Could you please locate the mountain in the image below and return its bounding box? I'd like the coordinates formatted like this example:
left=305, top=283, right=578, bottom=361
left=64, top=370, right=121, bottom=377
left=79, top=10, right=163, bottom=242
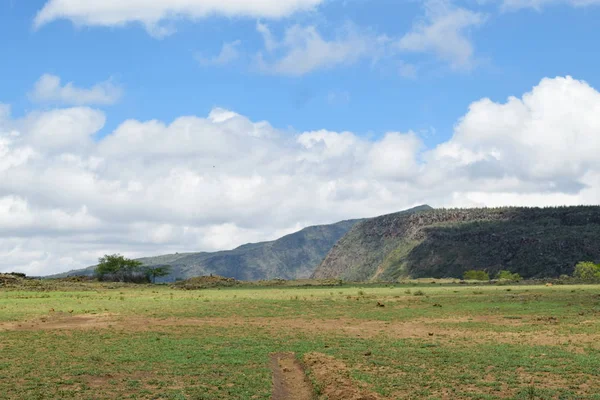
left=51, top=219, right=361, bottom=282
left=312, top=206, right=600, bottom=281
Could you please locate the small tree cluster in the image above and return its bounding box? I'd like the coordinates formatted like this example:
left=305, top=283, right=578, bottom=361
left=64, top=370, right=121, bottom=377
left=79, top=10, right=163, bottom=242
left=496, top=270, right=522, bottom=282
left=145, top=266, right=172, bottom=283
left=573, top=262, right=600, bottom=282
left=95, top=254, right=171, bottom=283
left=463, top=270, right=490, bottom=281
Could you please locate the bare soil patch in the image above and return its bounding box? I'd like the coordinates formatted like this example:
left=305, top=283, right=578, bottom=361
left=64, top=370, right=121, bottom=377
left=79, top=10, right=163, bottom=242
left=303, top=352, right=384, bottom=400
left=2, top=314, right=598, bottom=351
left=271, top=352, right=314, bottom=400
left=0, top=313, right=116, bottom=331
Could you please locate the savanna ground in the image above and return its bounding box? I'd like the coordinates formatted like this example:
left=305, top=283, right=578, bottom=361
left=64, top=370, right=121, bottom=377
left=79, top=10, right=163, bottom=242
left=1, top=281, right=599, bottom=399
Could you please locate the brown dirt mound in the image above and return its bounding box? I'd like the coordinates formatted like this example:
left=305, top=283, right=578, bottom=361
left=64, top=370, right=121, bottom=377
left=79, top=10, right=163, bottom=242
left=171, top=275, right=240, bottom=290
left=271, top=353, right=314, bottom=400
left=54, top=276, right=96, bottom=283
left=304, top=352, right=384, bottom=400
left=0, top=274, right=22, bottom=285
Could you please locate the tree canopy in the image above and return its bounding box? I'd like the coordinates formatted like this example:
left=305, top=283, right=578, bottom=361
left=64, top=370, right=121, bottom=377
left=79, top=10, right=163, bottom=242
left=573, top=262, right=600, bottom=282
left=95, top=254, right=144, bottom=283
left=145, top=265, right=172, bottom=283
left=95, top=254, right=173, bottom=283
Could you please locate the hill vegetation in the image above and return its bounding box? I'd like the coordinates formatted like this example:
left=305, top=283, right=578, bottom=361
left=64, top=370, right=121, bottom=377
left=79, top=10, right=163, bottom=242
left=312, top=206, right=600, bottom=281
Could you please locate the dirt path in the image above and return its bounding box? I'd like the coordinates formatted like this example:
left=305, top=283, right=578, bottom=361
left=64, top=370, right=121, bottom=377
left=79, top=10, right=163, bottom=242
left=271, top=353, right=314, bottom=400
left=303, top=352, right=384, bottom=400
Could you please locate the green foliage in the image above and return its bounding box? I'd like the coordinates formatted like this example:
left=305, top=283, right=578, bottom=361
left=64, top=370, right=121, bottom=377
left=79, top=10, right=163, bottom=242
left=463, top=270, right=490, bottom=281
left=95, top=254, right=145, bottom=283
left=573, top=262, right=600, bottom=282
left=144, top=265, right=172, bottom=283
left=496, top=270, right=522, bottom=282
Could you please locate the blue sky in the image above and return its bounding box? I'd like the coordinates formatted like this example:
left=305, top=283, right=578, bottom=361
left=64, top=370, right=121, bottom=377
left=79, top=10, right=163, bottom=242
left=3, top=0, right=599, bottom=144
left=1, top=0, right=600, bottom=275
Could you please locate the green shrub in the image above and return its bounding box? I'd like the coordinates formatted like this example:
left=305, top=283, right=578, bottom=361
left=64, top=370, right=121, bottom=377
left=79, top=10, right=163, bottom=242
left=496, top=270, right=521, bottom=282
left=573, top=262, right=600, bottom=282
left=95, top=254, right=147, bottom=283
left=413, top=290, right=425, bottom=296
left=463, top=270, right=490, bottom=281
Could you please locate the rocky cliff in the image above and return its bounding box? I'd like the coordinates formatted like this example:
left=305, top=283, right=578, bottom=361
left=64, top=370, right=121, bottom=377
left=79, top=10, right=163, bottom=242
left=312, top=206, right=600, bottom=281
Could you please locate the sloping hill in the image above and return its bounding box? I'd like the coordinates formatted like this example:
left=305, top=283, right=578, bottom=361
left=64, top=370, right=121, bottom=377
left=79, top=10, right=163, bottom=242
left=51, top=219, right=360, bottom=282
left=312, top=206, right=600, bottom=281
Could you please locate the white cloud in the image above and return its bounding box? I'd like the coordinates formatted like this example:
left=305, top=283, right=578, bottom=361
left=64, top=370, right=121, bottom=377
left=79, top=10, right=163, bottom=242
left=502, top=0, right=600, bottom=10
left=30, top=74, right=123, bottom=106
left=368, top=133, right=422, bottom=180
left=255, top=23, right=388, bottom=76
left=196, top=40, right=242, bottom=66
left=23, top=107, right=106, bottom=152
left=257, top=22, right=279, bottom=53
left=1, top=76, right=600, bottom=275
left=429, top=76, right=600, bottom=185
left=35, top=0, right=325, bottom=36
left=397, top=0, right=486, bottom=70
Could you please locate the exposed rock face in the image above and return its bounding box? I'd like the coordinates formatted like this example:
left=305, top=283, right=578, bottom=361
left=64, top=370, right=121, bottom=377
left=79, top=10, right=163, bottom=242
left=312, top=206, right=600, bottom=281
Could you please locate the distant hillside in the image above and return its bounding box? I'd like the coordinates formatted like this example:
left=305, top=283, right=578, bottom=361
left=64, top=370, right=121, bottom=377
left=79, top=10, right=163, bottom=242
left=51, top=219, right=361, bottom=282
left=312, top=206, right=600, bottom=281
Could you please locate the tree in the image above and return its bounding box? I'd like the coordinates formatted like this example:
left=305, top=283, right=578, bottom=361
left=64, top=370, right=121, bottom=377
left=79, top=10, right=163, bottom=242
left=573, top=262, right=600, bottom=282
left=463, top=270, right=490, bottom=281
left=145, top=265, right=172, bottom=284
left=496, top=270, right=522, bottom=282
left=95, top=254, right=144, bottom=283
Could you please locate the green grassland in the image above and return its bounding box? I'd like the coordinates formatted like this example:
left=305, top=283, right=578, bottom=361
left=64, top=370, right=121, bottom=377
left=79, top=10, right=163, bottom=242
left=1, top=282, right=600, bottom=399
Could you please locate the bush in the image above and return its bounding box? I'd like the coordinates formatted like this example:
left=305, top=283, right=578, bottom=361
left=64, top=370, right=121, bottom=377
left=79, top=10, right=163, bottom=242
left=573, top=262, right=600, bottom=282
left=95, top=254, right=148, bottom=283
left=463, top=270, right=490, bottom=281
left=496, top=270, right=522, bottom=282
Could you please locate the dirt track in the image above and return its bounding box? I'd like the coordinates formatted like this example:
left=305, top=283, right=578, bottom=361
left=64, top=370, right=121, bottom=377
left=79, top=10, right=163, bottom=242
left=303, top=352, right=383, bottom=400
left=271, top=353, right=313, bottom=400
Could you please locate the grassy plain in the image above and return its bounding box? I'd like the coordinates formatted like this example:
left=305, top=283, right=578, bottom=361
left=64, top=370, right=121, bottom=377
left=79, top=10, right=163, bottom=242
left=1, top=281, right=599, bottom=399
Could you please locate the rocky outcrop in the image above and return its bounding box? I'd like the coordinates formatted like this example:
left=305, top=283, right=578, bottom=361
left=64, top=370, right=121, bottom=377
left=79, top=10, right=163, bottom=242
left=312, top=206, right=600, bottom=281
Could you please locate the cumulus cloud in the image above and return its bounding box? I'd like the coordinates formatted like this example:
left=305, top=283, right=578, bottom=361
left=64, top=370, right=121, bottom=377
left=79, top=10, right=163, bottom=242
left=397, top=0, right=486, bottom=70
left=30, top=74, right=123, bottom=106
left=1, top=76, right=600, bottom=275
left=430, top=76, right=600, bottom=186
left=34, top=0, right=324, bottom=36
left=255, top=23, right=388, bottom=76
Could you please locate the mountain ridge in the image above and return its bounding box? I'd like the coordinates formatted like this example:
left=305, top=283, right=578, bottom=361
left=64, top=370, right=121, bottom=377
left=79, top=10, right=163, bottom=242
left=312, top=206, right=600, bottom=281
left=49, top=218, right=363, bottom=281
